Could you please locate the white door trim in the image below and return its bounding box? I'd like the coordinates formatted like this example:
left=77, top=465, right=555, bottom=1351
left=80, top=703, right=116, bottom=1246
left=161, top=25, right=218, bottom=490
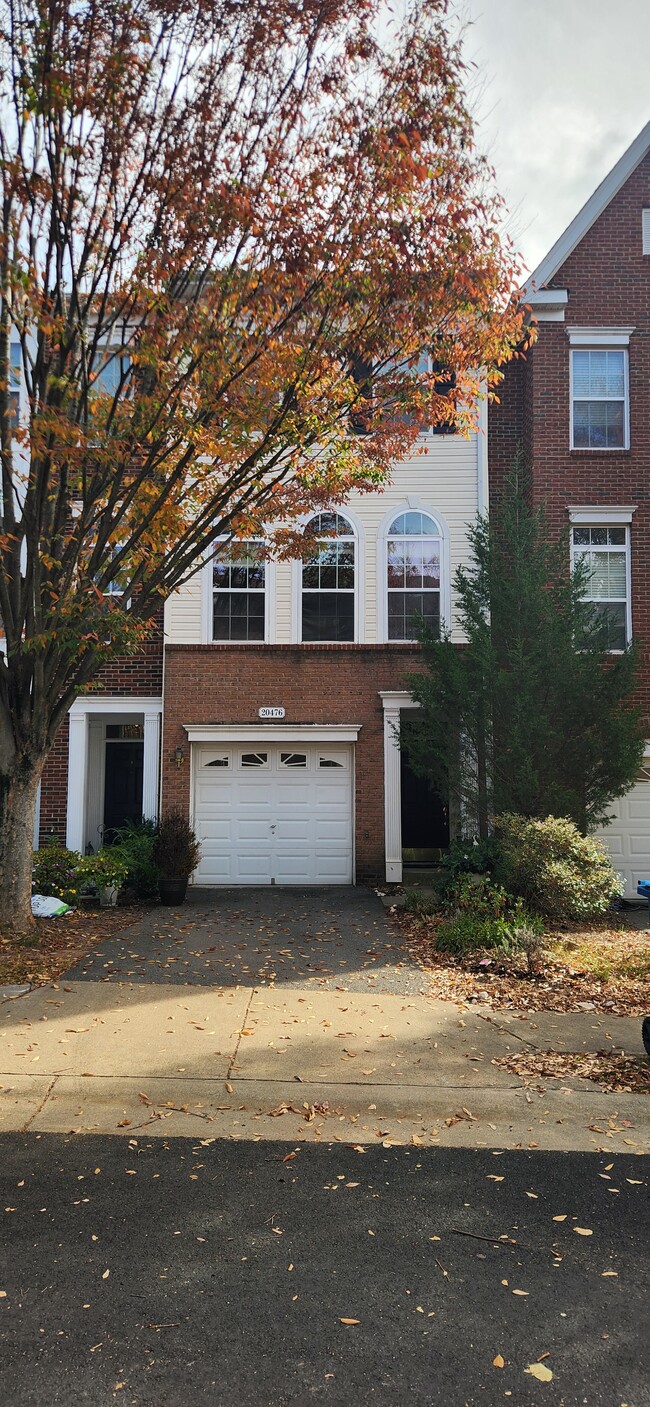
left=380, top=690, right=420, bottom=884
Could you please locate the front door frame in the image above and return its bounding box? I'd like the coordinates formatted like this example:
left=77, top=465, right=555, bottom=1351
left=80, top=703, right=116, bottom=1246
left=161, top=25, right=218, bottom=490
left=66, top=695, right=162, bottom=852
left=379, top=690, right=420, bottom=884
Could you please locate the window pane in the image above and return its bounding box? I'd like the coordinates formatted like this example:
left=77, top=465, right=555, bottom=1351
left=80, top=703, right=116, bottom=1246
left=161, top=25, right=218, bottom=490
left=302, top=591, right=354, bottom=641
left=213, top=591, right=264, bottom=641
left=387, top=543, right=406, bottom=588
left=572, top=351, right=591, bottom=397
left=388, top=590, right=439, bottom=640
left=302, top=561, right=320, bottom=589
left=573, top=349, right=625, bottom=397
left=573, top=400, right=624, bottom=449
left=591, top=602, right=627, bottom=652
left=608, top=527, right=626, bottom=544
left=586, top=550, right=627, bottom=598
left=605, top=401, right=624, bottom=447
left=572, top=527, right=589, bottom=546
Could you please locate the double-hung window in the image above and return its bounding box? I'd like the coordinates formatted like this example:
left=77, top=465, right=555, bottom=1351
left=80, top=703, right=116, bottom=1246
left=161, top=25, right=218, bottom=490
left=301, top=512, right=355, bottom=642
left=213, top=541, right=266, bottom=642
left=571, top=348, right=628, bottom=449
left=571, top=525, right=630, bottom=651
left=386, top=511, right=441, bottom=640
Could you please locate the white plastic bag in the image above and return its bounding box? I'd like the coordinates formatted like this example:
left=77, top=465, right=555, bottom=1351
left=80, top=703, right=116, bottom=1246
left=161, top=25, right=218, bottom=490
left=31, top=894, right=71, bottom=918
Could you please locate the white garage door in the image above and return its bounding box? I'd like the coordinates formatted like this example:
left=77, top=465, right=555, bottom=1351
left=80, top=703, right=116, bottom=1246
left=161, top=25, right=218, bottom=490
left=595, top=761, right=650, bottom=897
left=193, top=743, right=353, bottom=885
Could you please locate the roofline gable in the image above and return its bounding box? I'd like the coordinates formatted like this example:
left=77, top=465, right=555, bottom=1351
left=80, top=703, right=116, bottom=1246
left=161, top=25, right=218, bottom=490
left=522, top=119, right=650, bottom=299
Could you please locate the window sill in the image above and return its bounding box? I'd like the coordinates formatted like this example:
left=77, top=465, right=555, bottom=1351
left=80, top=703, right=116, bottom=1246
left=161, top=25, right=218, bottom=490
left=569, top=446, right=630, bottom=454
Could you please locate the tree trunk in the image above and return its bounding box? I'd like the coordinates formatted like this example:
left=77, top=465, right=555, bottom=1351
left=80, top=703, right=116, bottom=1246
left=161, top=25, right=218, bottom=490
left=0, top=758, right=41, bottom=935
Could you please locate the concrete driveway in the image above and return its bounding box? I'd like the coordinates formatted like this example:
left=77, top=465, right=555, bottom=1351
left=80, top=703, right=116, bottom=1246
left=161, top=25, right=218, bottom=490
left=62, top=886, right=421, bottom=994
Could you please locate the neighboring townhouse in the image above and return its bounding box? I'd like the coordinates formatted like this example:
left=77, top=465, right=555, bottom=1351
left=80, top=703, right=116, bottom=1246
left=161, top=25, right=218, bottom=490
left=490, top=119, right=650, bottom=896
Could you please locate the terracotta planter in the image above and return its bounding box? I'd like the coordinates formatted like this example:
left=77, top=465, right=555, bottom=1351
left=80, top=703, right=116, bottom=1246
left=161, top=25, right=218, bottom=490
left=158, top=877, right=188, bottom=906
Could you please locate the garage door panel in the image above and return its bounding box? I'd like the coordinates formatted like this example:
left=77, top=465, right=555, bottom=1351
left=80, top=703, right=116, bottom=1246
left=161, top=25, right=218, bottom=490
left=596, top=771, right=650, bottom=896
left=193, top=743, right=353, bottom=884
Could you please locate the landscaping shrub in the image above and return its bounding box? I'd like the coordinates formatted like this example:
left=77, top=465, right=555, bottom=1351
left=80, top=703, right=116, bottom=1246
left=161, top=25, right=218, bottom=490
left=494, top=813, right=622, bottom=920
left=112, top=819, right=158, bottom=898
left=32, top=846, right=82, bottom=905
left=153, top=810, right=201, bottom=879
left=441, top=836, right=498, bottom=881
left=435, top=912, right=521, bottom=955
left=434, top=872, right=542, bottom=955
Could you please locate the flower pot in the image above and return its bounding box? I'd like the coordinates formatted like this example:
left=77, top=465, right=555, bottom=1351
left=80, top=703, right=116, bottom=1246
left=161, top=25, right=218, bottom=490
left=159, top=877, right=188, bottom=906
left=99, top=884, right=119, bottom=908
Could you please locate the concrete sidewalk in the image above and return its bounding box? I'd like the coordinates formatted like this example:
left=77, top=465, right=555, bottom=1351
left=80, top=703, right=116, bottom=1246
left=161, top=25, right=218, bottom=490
left=1, top=981, right=647, bottom=1153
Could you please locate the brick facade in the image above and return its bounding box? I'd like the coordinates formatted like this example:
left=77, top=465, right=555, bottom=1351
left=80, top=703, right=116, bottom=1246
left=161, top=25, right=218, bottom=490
left=490, top=148, right=650, bottom=725
left=39, top=617, right=164, bottom=844
left=162, top=644, right=425, bottom=881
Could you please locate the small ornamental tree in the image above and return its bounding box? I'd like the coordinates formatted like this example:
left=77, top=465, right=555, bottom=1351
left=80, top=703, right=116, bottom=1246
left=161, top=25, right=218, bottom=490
left=403, top=465, right=645, bottom=837
left=0, top=0, right=526, bottom=931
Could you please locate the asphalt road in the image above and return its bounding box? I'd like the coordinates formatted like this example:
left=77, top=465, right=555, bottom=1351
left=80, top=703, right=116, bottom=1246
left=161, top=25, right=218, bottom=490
left=62, top=888, right=427, bottom=995
left=1, top=1137, right=647, bottom=1406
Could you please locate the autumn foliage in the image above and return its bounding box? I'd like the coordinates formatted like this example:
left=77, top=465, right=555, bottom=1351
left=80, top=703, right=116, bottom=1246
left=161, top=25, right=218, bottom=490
left=0, top=0, right=525, bottom=928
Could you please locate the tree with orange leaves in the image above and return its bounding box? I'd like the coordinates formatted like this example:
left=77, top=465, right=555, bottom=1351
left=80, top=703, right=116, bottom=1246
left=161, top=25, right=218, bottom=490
left=0, top=0, right=524, bottom=930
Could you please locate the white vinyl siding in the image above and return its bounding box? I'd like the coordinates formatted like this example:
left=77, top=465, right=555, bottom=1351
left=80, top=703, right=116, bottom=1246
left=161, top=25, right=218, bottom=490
left=164, top=431, right=480, bottom=645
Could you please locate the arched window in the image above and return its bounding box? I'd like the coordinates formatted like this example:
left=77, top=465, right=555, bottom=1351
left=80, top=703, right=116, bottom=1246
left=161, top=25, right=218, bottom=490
left=301, top=511, right=356, bottom=642
left=386, top=511, right=441, bottom=640
left=212, top=540, right=266, bottom=641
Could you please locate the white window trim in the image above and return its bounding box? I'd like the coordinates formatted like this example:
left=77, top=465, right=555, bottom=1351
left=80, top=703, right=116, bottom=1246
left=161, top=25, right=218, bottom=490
left=569, top=344, right=630, bottom=451
left=568, top=506, right=636, bottom=525
left=570, top=522, right=632, bottom=652
left=291, top=507, right=364, bottom=644
left=201, top=539, right=275, bottom=645
left=376, top=500, right=451, bottom=644
left=567, top=327, right=634, bottom=346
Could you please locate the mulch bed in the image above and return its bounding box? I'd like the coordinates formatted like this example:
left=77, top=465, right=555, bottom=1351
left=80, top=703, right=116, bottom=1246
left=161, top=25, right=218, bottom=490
left=0, top=905, right=151, bottom=988
left=398, top=912, right=650, bottom=1016
left=493, top=1050, right=650, bottom=1095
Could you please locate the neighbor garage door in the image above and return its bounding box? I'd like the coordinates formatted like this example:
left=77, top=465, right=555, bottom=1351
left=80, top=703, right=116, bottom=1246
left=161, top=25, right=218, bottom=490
left=595, top=760, right=650, bottom=897
left=192, top=742, right=353, bottom=884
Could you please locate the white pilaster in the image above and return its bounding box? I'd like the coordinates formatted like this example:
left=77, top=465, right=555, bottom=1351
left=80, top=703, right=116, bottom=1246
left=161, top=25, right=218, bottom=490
left=142, top=709, right=162, bottom=822
left=380, top=690, right=421, bottom=885
left=66, top=711, right=89, bottom=851
left=383, top=704, right=402, bottom=883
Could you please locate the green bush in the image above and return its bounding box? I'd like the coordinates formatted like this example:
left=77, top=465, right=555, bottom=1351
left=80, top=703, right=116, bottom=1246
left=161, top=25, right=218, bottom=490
left=435, top=872, right=542, bottom=954
left=32, top=846, right=83, bottom=904
left=441, top=836, right=498, bottom=881
left=435, top=911, right=521, bottom=955
left=112, top=819, right=158, bottom=898
left=495, top=813, right=622, bottom=920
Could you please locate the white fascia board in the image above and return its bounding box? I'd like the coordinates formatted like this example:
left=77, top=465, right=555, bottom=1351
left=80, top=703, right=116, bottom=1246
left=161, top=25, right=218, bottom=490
left=525, top=289, right=569, bottom=322
left=523, top=120, right=650, bottom=296
left=183, top=723, right=362, bottom=743
left=568, top=506, right=637, bottom=524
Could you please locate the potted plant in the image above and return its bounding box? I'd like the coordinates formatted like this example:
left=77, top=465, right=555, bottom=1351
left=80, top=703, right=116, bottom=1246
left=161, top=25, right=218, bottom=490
left=153, top=810, right=201, bottom=905
left=79, top=850, right=129, bottom=907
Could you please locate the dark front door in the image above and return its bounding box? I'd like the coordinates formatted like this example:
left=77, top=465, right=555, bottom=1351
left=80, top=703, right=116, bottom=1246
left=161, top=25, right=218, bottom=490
left=103, top=741, right=144, bottom=843
left=400, top=751, right=449, bottom=863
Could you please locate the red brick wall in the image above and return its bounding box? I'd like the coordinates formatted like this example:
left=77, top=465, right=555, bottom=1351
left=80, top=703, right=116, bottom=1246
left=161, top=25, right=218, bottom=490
left=38, top=615, right=164, bottom=844
left=162, top=644, right=426, bottom=880
left=490, top=149, right=650, bottom=724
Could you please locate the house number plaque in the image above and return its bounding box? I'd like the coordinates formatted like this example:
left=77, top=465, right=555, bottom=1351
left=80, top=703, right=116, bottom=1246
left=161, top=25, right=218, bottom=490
left=258, top=706, right=285, bottom=719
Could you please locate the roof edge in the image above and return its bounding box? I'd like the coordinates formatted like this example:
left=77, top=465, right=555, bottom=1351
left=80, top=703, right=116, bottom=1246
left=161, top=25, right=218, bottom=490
left=522, top=119, right=650, bottom=298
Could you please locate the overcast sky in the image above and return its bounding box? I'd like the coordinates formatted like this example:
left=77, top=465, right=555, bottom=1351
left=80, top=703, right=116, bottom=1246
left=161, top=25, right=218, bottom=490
left=459, top=0, right=650, bottom=274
